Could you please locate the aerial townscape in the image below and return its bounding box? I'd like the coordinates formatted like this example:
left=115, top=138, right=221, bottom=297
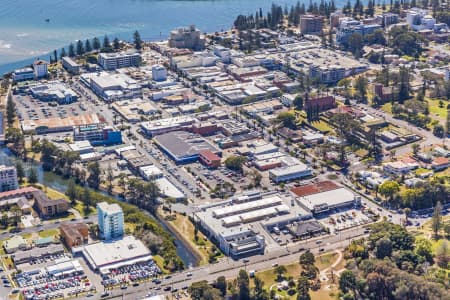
left=0, top=1, right=450, bottom=300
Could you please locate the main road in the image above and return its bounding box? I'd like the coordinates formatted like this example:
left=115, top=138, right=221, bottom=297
left=77, top=226, right=368, bottom=300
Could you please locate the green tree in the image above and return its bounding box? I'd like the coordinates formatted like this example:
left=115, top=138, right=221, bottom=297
left=15, top=161, right=25, bottom=183
left=66, top=179, right=78, bottom=206
left=92, top=37, right=101, bottom=51
left=412, top=143, right=420, bottom=156
left=113, top=38, right=120, bottom=50
left=274, top=265, right=287, bottom=281
left=378, top=180, right=400, bottom=206
left=433, top=124, right=445, bottom=137
left=87, top=161, right=101, bottom=189
left=76, top=40, right=84, bottom=56
left=27, top=167, right=38, bottom=184
left=431, top=201, right=442, bottom=238
left=85, top=39, right=92, bottom=52
left=6, top=92, right=16, bottom=126
left=106, top=163, right=114, bottom=194
left=296, top=276, right=311, bottom=300
left=82, top=187, right=92, bottom=215
left=59, top=47, right=67, bottom=59
left=68, top=43, right=75, bottom=57
left=103, top=35, right=111, bottom=49
left=347, top=33, right=363, bottom=58
left=414, top=237, right=433, bottom=264
left=435, top=240, right=450, bottom=268
left=293, top=94, right=304, bottom=110
left=299, top=251, right=315, bottom=266
left=133, top=30, right=143, bottom=50
left=277, top=111, right=297, bottom=129
left=339, top=270, right=356, bottom=293
left=237, top=269, right=250, bottom=300
left=215, top=276, right=227, bottom=296
left=375, top=237, right=393, bottom=258
left=224, top=155, right=247, bottom=173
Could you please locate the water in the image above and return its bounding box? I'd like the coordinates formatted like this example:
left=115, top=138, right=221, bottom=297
left=0, top=148, right=198, bottom=266
left=0, top=0, right=350, bottom=74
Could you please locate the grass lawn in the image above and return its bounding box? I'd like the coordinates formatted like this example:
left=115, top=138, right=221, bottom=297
left=1, top=255, right=15, bottom=270
left=415, top=168, right=432, bottom=176
left=38, top=228, right=59, bottom=239
left=381, top=102, right=392, bottom=114
left=426, top=98, right=448, bottom=121
left=165, top=212, right=221, bottom=266
left=73, top=200, right=97, bottom=217
left=315, top=252, right=339, bottom=271
left=309, top=120, right=333, bottom=133
left=152, top=255, right=170, bottom=274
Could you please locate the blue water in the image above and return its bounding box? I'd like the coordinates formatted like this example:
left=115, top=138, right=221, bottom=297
left=0, top=0, right=348, bottom=75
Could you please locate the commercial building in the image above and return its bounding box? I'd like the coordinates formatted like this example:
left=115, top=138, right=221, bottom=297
left=287, top=221, right=324, bottom=239
left=199, top=150, right=221, bottom=168
left=305, top=95, right=336, bottom=112
left=195, top=191, right=312, bottom=258
left=33, top=60, right=48, bottom=78
left=140, top=116, right=196, bottom=137
left=0, top=165, right=18, bottom=192
left=62, top=57, right=81, bottom=74
left=406, top=8, right=436, bottom=31
left=22, top=113, right=103, bottom=134
left=336, top=20, right=382, bottom=45
left=98, top=51, right=141, bottom=70
left=73, top=124, right=122, bottom=146
left=153, top=131, right=221, bottom=164
left=85, top=72, right=141, bottom=101
left=97, top=202, right=124, bottom=241
left=139, top=165, right=164, bottom=181
left=383, top=161, right=418, bottom=175
left=60, top=222, right=89, bottom=249
left=152, top=65, right=168, bottom=81
left=73, top=236, right=153, bottom=273
left=45, top=258, right=84, bottom=277
left=269, top=163, right=313, bottom=183
left=112, top=98, right=158, bottom=123
left=33, top=190, right=70, bottom=218
left=29, top=81, right=78, bottom=104
left=69, top=140, right=94, bottom=154
left=12, top=67, right=34, bottom=82
left=13, top=244, right=65, bottom=265
left=168, top=25, right=205, bottom=50
left=291, top=181, right=360, bottom=214
left=3, top=235, right=29, bottom=254
left=300, top=15, right=324, bottom=35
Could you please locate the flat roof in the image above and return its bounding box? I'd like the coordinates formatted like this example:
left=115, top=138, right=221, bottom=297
left=291, top=181, right=339, bottom=197
left=79, top=236, right=152, bottom=269
left=297, top=187, right=355, bottom=211
left=154, top=131, right=220, bottom=162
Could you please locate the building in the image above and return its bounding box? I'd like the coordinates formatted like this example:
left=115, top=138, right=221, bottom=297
left=12, top=67, right=34, bottom=82
left=73, top=124, right=122, bottom=146
left=140, top=116, right=196, bottom=137
left=62, top=57, right=81, bottom=74
left=152, top=65, right=167, bottom=81
left=33, top=60, right=48, bottom=78
left=153, top=131, right=221, bottom=164
left=0, top=165, right=18, bottom=192
left=300, top=15, right=324, bottom=35
left=22, top=113, right=104, bottom=134
left=60, top=222, right=89, bottom=249
left=336, top=20, right=382, bottom=45
left=13, top=244, right=64, bottom=265
left=432, top=157, right=450, bottom=171
left=199, top=150, right=221, bottom=168
left=84, top=72, right=141, bottom=101
left=291, top=181, right=359, bottom=214
left=383, top=161, right=418, bottom=175
left=168, top=25, right=205, bottom=50
left=97, top=202, right=124, bottom=241
left=69, top=140, right=94, bottom=154
left=304, top=95, right=336, bottom=112
left=139, top=165, right=164, bottom=181
left=73, top=235, right=153, bottom=273
left=373, top=83, right=397, bottom=102
left=287, top=221, right=324, bottom=239
left=406, top=8, right=436, bottom=31
left=3, top=235, right=29, bottom=254
left=33, top=191, right=70, bottom=218
left=98, top=51, right=141, bottom=70
left=381, top=12, right=399, bottom=27
left=269, top=163, right=313, bottom=183
left=29, top=81, right=78, bottom=104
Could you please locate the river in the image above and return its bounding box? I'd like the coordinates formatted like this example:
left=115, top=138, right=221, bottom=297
left=0, top=0, right=356, bottom=74
left=0, top=148, right=198, bottom=267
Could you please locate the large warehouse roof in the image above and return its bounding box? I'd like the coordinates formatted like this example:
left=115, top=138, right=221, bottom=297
left=298, top=187, right=355, bottom=211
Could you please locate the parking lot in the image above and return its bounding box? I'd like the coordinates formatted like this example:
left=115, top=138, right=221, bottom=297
left=320, top=208, right=371, bottom=233
left=101, top=261, right=161, bottom=289
left=14, top=94, right=86, bottom=124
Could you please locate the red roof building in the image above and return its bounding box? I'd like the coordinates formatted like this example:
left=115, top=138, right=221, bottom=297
left=290, top=181, right=339, bottom=197
left=199, top=150, right=221, bottom=168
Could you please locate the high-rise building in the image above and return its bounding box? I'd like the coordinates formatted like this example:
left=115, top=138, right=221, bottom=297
left=97, top=202, right=124, bottom=241
left=0, top=165, right=18, bottom=192
left=98, top=51, right=141, bottom=70
left=168, top=25, right=205, bottom=50
left=152, top=65, right=168, bottom=81
left=299, top=15, right=324, bottom=35
left=33, top=60, right=48, bottom=79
